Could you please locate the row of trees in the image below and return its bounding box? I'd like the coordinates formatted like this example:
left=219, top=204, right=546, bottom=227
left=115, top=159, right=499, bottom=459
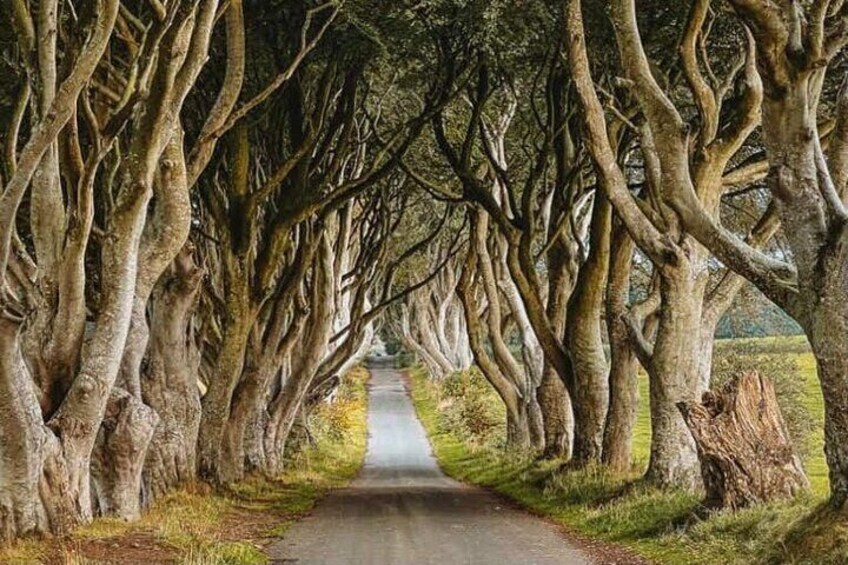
left=0, top=0, right=466, bottom=541
left=397, top=0, right=848, bottom=511
left=2, top=0, right=848, bottom=545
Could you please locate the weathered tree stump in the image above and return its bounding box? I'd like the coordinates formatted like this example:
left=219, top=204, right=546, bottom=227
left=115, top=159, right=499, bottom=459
left=677, top=371, right=809, bottom=510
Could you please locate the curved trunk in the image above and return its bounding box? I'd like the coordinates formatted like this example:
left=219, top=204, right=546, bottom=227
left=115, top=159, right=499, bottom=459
left=412, top=294, right=456, bottom=376
left=457, top=231, right=529, bottom=452
left=539, top=232, right=576, bottom=459
left=567, top=195, right=611, bottom=466
left=197, top=269, right=256, bottom=482
left=94, top=126, right=193, bottom=517
left=262, top=238, right=335, bottom=476
left=602, top=222, right=639, bottom=472
left=0, top=319, right=76, bottom=541
left=141, top=251, right=203, bottom=502
left=401, top=306, right=446, bottom=379
left=219, top=355, right=276, bottom=483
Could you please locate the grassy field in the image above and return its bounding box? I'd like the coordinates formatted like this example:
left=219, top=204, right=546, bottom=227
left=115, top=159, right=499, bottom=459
left=0, top=367, right=370, bottom=565
left=409, top=337, right=848, bottom=564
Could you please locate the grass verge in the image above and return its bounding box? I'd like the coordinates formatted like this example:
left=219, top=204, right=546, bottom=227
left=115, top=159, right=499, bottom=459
left=1, top=366, right=369, bottom=565
left=408, top=365, right=848, bottom=565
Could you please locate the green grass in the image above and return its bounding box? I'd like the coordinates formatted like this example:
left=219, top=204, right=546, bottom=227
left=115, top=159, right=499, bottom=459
left=408, top=337, right=848, bottom=565
left=0, top=366, right=370, bottom=565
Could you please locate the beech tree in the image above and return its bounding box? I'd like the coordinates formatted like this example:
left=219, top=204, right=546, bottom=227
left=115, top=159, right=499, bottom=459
left=0, top=0, right=443, bottom=541
left=609, top=0, right=844, bottom=504
left=670, top=0, right=848, bottom=508
left=565, top=0, right=787, bottom=489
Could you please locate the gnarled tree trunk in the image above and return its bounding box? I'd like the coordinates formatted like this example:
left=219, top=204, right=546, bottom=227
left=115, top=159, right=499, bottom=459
left=678, top=372, right=809, bottom=509
left=141, top=250, right=204, bottom=503
left=0, top=318, right=75, bottom=541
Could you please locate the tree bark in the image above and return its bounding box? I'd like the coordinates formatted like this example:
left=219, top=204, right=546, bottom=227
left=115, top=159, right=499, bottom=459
left=90, top=390, right=158, bottom=519
left=197, top=262, right=256, bottom=482
left=602, top=222, right=639, bottom=472
left=0, top=318, right=75, bottom=541
left=539, top=219, right=576, bottom=459
left=141, top=249, right=204, bottom=503
left=643, top=263, right=705, bottom=490
left=567, top=194, right=611, bottom=466
left=678, top=372, right=809, bottom=509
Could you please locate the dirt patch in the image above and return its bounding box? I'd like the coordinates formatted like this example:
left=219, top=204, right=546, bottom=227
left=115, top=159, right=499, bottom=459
left=45, top=532, right=178, bottom=564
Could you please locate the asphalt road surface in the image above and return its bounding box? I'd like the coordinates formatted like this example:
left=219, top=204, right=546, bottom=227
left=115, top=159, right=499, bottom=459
left=268, top=360, right=593, bottom=565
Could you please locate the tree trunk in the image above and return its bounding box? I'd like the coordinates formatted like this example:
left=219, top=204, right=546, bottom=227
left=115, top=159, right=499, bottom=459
left=644, top=263, right=704, bottom=490
left=678, top=372, right=809, bottom=509
left=602, top=222, right=639, bottom=472
left=90, top=390, right=158, bottom=519
left=0, top=318, right=75, bottom=541
left=262, top=237, right=335, bottom=476
left=567, top=194, right=611, bottom=466
left=141, top=251, right=203, bottom=503
left=505, top=401, right=532, bottom=450
left=539, top=224, right=576, bottom=459
left=807, top=285, right=848, bottom=509
left=761, top=82, right=848, bottom=509
left=92, top=128, right=193, bottom=516
left=197, top=268, right=256, bottom=482
left=538, top=366, right=573, bottom=459
left=401, top=306, right=446, bottom=379
left=527, top=391, right=545, bottom=451
left=219, top=358, right=276, bottom=483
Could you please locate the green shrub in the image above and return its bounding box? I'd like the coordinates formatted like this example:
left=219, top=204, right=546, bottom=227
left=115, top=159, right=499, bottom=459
left=430, top=369, right=504, bottom=447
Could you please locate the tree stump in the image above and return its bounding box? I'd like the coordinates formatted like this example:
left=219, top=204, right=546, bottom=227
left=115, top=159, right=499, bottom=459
left=677, top=371, right=809, bottom=510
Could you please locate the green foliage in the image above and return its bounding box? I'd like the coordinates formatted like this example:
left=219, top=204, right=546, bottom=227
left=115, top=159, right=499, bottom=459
left=393, top=349, right=417, bottom=369
left=284, top=366, right=370, bottom=471
left=428, top=368, right=504, bottom=447
left=307, top=366, right=370, bottom=445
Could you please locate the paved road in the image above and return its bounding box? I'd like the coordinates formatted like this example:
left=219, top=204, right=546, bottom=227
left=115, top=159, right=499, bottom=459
left=268, top=362, right=593, bottom=565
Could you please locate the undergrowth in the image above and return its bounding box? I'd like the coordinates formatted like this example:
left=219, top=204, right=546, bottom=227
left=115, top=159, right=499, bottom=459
left=0, top=366, right=369, bottom=565
left=408, top=353, right=848, bottom=565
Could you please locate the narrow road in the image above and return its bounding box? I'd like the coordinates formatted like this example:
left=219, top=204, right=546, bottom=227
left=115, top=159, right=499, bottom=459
left=268, top=361, right=593, bottom=564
